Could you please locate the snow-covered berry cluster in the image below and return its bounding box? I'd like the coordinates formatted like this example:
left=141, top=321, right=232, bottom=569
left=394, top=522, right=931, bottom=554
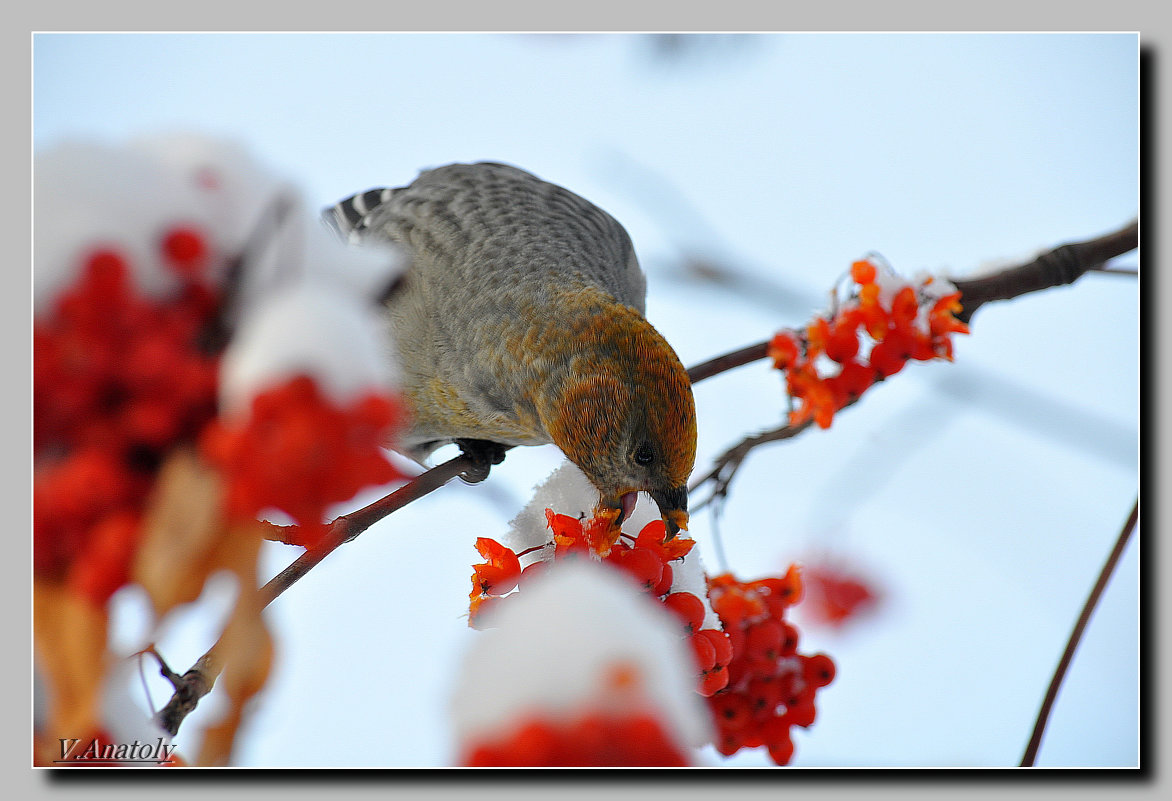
left=34, top=136, right=408, bottom=602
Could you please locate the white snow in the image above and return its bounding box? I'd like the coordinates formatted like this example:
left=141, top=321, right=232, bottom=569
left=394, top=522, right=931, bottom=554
left=504, top=459, right=596, bottom=555
left=34, top=133, right=408, bottom=332
left=131, top=132, right=294, bottom=257
left=669, top=547, right=721, bottom=632
left=218, top=280, right=399, bottom=417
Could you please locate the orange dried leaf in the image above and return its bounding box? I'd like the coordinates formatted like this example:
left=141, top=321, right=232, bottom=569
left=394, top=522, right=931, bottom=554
left=33, top=579, right=110, bottom=764
left=131, top=448, right=227, bottom=616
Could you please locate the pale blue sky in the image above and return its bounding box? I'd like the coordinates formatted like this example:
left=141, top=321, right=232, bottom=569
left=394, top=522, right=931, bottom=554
left=34, top=32, right=1139, bottom=768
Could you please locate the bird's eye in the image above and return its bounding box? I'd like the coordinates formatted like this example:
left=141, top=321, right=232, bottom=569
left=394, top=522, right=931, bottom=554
left=633, top=443, right=654, bottom=466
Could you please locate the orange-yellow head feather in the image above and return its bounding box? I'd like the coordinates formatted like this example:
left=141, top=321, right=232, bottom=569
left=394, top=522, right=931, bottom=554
left=539, top=288, right=696, bottom=537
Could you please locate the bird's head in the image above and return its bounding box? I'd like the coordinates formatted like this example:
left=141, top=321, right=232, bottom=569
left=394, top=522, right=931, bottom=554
left=542, top=303, right=697, bottom=538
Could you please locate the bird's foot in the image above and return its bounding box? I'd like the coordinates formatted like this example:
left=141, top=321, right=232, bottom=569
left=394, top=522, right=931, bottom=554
left=455, top=439, right=508, bottom=484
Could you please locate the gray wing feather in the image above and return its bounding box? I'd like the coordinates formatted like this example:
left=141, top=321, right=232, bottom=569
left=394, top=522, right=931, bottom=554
left=322, top=162, right=646, bottom=312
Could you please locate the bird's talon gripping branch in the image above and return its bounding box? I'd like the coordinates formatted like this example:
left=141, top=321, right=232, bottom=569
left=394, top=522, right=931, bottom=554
left=455, top=438, right=508, bottom=484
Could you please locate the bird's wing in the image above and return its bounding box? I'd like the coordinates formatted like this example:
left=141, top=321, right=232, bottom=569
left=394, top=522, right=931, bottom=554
left=322, top=162, right=647, bottom=313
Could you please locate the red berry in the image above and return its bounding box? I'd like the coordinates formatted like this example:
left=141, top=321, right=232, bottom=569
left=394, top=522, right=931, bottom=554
left=803, top=653, right=836, bottom=687
left=695, top=629, right=734, bottom=666
left=614, top=546, right=663, bottom=592
left=724, top=624, right=746, bottom=660
left=768, top=331, right=800, bottom=370
left=715, top=730, right=744, bottom=757
left=698, top=665, right=730, bottom=696
left=766, top=729, right=795, bottom=765
left=868, top=340, right=907, bottom=378
left=746, top=619, right=784, bottom=663
left=891, top=285, right=918, bottom=328
left=651, top=562, right=674, bottom=597
left=710, top=692, right=752, bottom=731
left=824, top=320, right=860, bottom=363
left=82, top=248, right=131, bottom=301
left=161, top=226, right=209, bottom=277
left=520, top=559, right=550, bottom=585
left=689, top=631, right=717, bottom=672
left=779, top=622, right=799, bottom=656
left=503, top=719, right=559, bottom=765
left=67, top=511, right=140, bottom=605
left=662, top=592, right=705, bottom=634
left=746, top=675, right=782, bottom=717
left=850, top=259, right=876, bottom=285
left=786, top=697, right=817, bottom=728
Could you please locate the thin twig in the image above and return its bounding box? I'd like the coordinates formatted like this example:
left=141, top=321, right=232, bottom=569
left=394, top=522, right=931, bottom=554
left=152, top=648, right=218, bottom=737
left=689, top=419, right=815, bottom=513
left=257, top=453, right=472, bottom=607
left=1020, top=499, right=1139, bottom=767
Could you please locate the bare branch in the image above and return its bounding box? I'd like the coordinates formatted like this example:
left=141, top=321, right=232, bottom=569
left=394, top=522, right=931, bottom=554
left=951, top=220, right=1138, bottom=324
left=687, top=341, right=770, bottom=384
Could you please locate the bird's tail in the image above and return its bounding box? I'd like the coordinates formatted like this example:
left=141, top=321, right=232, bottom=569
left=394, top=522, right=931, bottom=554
left=321, top=187, right=395, bottom=243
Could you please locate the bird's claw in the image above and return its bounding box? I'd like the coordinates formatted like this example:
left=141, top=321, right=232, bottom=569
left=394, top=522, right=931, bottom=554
left=455, top=439, right=507, bottom=484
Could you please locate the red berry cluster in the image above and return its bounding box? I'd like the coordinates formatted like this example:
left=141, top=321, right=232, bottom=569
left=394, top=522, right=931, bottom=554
left=705, top=568, right=835, bottom=765
left=463, top=712, right=690, bottom=767
left=199, top=375, right=404, bottom=548
left=468, top=516, right=726, bottom=694
left=768, top=258, right=970, bottom=429
left=34, top=233, right=221, bottom=602
left=469, top=513, right=735, bottom=697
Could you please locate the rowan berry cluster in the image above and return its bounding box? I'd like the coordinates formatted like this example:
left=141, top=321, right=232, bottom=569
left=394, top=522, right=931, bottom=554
left=34, top=233, right=221, bottom=602
left=470, top=513, right=733, bottom=694
left=200, top=376, right=404, bottom=547
left=769, top=257, right=970, bottom=429
left=705, top=569, right=835, bottom=765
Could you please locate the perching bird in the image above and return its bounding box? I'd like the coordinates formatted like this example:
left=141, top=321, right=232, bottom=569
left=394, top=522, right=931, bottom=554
left=324, top=162, right=696, bottom=536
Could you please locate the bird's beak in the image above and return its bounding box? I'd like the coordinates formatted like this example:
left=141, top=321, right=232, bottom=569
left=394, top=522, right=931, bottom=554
left=650, top=485, right=689, bottom=539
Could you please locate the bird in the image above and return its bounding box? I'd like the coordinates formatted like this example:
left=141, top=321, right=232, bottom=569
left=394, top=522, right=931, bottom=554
left=324, top=162, right=696, bottom=536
